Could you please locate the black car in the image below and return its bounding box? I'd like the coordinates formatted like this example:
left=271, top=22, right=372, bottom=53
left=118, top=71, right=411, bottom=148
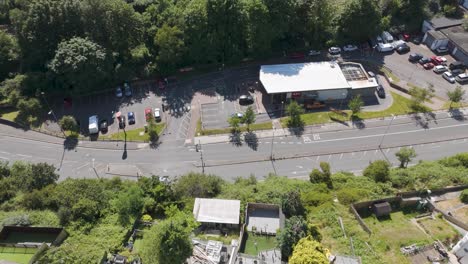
left=119, top=116, right=126, bottom=129
left=239, top=95, right=254, bottom=105
left=418, top=57, right=431, bottom=65
left=100, top=119, right=108, bottom=133
left=449, top=61, right=466, bottom=71
left=127, top=112, right=135, bottom=125
left=376, top=85, right=386, bottom=98
left=396, top=44, right=410, bottom=54
left=408, top=53, right=423, bottom=62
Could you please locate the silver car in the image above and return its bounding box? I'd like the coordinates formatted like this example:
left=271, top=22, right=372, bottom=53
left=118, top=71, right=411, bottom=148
left=442, top=72, right=455, bottom=83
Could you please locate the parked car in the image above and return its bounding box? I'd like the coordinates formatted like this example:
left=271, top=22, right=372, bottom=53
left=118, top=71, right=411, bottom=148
left=430, top=56, right=445, bottom=65
left=127, top=112, right=135, bottom=125
left=328, top=46, right=341, bottom=55
left=376, top=85, right=386, bottom=98
left=381, top=31, right=394, bottom=43
left=408, top=53, right=423, bottom=62
left=423, top=62, right=435, bottom=69
left=449, top=61, right=466, bottom=71
left=455, top=73, right=468, bottom=84
left=145, top=108, right=152, bottom=121
left=376, top=35, right=383, bottom=43
left=124, top=82, right=132, bottom=97
left=239, top=95, right=254, bottom=105
left=367, top=71, right=376, bottom=78
left=89, top=115, right=99, bottom=134
left=451, top=68, right=465, bottom=75
left=377, top=43, right=393, bottom=52
left=99, top=119, right=108, bottom=133
left=343, top=45, right=358, bottom=52
left=288, top=52, right=305, bottom=59
left=419, top=57, right=431, bottom=65
left=115, top=86, right=123, bottom=98
left=154, top=108, right=162, bottom=122
left=396, top=44, right=410, bottom=54
left=433, top=65, right=449, bottom=74
left=118, top=116, right=126, bottom=129
left=436, top=46, right=448, bottom=54
left=231, top=112, right=244, bottom=119
left=308, top=50, right=321, bottom=56
left=412, top=36, right=422, bottom=44
left=442, top=72, right=456, bottom=83
left=158, top=80, right=166, bottom=90
left=398, top=33, right=410, bottom=41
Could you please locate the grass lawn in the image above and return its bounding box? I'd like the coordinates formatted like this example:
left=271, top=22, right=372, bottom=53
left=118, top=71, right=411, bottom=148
left=380, top=67, right=400, bottom=83
left=363, top=211, right=432, bottom=264
left=417, top=215, right=460, bottom=242
left=195, top=232, right=240, bottom=245
left=281, top=92, right=416, bottom=127
left=242, top=233, right=277, bottom=255
left=104, top=123, right=165, bottom=141
left=197, top=121, right=272, bottom=136
left=0, top=252, right=34, bottom=264
left=0, top=108, right=19, bottom=122
left=132, top=238, right=144, bottom=253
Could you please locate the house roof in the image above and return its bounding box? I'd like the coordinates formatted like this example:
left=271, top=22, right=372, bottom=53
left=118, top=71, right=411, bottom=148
left=427, top=16, right=464, bottom=30
left=454, top=234, right=468, bottom=262
left=259, top=62, right=377, bottom=94
left=441, top=26, right=468, bottom=53
left=193, top=198, right=240, bottom=225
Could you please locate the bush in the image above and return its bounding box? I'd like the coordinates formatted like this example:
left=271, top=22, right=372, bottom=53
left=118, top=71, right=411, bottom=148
left=59, top=115, right=78, bottom=131
left=461, top=189, right=468, bottom=204
left=363, top=160, right=390, bottom=182
left=336, top=188, right=364, bottom=205
left=173, top=172, right=224, bottom=198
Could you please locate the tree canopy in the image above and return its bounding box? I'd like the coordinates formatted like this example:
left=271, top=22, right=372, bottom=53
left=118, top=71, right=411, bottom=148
left=289, top=236, right=328, bottom=264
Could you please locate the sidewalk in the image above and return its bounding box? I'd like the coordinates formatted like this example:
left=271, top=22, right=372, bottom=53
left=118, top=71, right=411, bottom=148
left=194, top=107, right=468, bottom=145
left=0, top=119, right=146, bottom=150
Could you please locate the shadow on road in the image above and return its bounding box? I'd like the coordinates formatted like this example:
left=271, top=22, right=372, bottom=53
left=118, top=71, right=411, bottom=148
left=122, top=130, right=127, bottom=160
left=449, top=108, right=466, bottom=121
left=351, top=116, right=366, bottom=130
left=244, top=131, right=258, bottom=151
left=63, top=136, right=78, bottom=150
left=287, top=126, right=304, bottom=137
left=229, top=131, right=242, bottom=147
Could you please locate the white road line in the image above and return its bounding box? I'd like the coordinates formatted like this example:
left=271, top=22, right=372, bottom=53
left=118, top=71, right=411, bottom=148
left=339, top=153, right=343, bottom=159
left=375, top=149, right=378, bottom=154
left=363, top=151, right=367, bottom=156
left=386, top=148, right=390, bottom=153
left=313, top=134, right=320, bottom=140
left=0, top=156, right=10, bottom=160
left=316, top=156, right=320, bottom=161
left=289, top=142, right=294, bottom=144
left=17, top=154, right=32, bottom=158
left=327, top=155, right=332, bottom=161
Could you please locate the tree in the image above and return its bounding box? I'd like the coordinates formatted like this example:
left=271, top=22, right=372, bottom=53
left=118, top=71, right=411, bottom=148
left=309, top=162, right=333, bottom=189
left=447, top=86, right=465, bottom=109
left=286, top=101, right=304, bottom=128
left=281, top=190, right=305, bottom=217
left=289, top=236, right=328, bottom=264
left=395, top=147, right=417, bottom=168
left=115, top=185, right=144, bottom=225
left=338, top=0, right=382, bottom=42
left=363, top=160, right=390, bottom=182
left=228, top=116, right=241, bottom=132
left=242, top=106, right=256, bottom=131
left=140, top=214, right=194, bottom=264
left=17, top=98, right=42, bottom=121
left=277, top=216, right=308, bottom=259
left=147, top=118, right=159, bottom=146
left=0, top=30, right=19, bottom=79
left=173, top=172, right=224, bottom=198
left=154, top=24, right=185, bottom=74
left=9, top=161, right=32, bottom=191
left=29, top=163, right=59, bottom=191
left=71, top=197, right=100, bottom=222
left=59, top=115, right=78, bottom=131
left=48, top=37, right=111, bottom=94
left=348, top=95, right=364, bottom=116
left=243, top=0, right=274, bottom=57
left=409, top=84, right=435, bottom=110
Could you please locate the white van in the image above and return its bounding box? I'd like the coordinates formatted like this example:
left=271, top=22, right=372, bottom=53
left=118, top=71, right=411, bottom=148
left=377, top=43, right=393, bottom=52
left=456, top=73, right=468, bottom=84
left=88, top=115, right=99, bottom=134
left=381, top=31, right=393, bottom=43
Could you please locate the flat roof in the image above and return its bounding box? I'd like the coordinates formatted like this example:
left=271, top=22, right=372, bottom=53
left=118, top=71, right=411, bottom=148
left=193, top=198, right=240, bottom=225
left=260, top=62, right=350, bottom=94
left=260, top=62, right=377, bottom=94
left=441, top=26, right=468, bottom=54
left=428, top=16, right=464, bottom=30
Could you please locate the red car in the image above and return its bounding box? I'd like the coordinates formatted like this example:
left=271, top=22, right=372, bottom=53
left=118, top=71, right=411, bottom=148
left=402, top=33, right=410, bottom=41
left=145, top=108, right=152, bottom=121
left=431, top=56, right=443, bottom=65
left=423, top=62, right=435, bottom=69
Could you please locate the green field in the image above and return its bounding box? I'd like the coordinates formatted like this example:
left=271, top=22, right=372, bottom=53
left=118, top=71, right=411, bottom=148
left=242, top=233, right=277, bottom=255
left=0, top=108, right=19, bottom=122
left=0, top=247, right=37, bottom=264
left=104, top=123, right=165, bottom=141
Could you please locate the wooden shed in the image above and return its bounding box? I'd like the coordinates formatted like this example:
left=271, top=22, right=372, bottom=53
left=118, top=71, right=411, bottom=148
left=373, top=202, right=392, bottom=217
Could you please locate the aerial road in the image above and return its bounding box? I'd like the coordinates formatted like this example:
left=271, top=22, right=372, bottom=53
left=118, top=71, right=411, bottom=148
left=0, top=110, right=467, bottom=180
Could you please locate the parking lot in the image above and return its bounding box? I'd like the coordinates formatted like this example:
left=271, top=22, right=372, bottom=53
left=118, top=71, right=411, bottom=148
left=376, top=42, right=467, bottom=100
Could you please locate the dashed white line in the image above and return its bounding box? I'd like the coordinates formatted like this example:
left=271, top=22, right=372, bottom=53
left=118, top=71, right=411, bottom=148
left=339, top=153, right=343, bottom=159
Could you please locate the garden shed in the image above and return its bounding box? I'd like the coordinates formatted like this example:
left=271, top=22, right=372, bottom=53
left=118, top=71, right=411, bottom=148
left=373, top=202, right=392, bottom=217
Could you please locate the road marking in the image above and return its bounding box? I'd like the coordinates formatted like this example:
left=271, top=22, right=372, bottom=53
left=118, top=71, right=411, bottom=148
left=17, top=154, right=32, bottom=158
left=327, top=155, right=332, bottom=161
left=386, top=148, right=390, bottom=153
left=281, top=142, right=285, bottom=144
left=316, top=156, right=320, bottom=161
left=363, top=151, right=367, bottom=156
left=313, top=134, right=321, bottom=140
left=339, top=153, right=343, bottom=159
left=289, top=142, right=294, bottom=144
left=0, top=156, right=10, bottom=160
left=303, top=136, right=312, bottom=143
left=375, top=149, right=378, bottom=154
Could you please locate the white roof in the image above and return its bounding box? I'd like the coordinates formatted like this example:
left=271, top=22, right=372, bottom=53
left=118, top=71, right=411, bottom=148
left=193, top=198, right=240, bottom=225
left=260, top=62, right=350, bottom=94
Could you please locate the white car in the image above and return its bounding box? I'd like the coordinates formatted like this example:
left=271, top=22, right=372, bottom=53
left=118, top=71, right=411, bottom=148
left=154, top=108, right=161, bottom=122
left=442, top=72, right=456, bottom=83
left=328, top=47, right=341, bottom=55
left=343, top=45, right=358, bottom=52
left=115, top=86, right=123, bottom=98
left=433, top=65, right=448, bottom=74
left=308, top=50, right=321, bottom=56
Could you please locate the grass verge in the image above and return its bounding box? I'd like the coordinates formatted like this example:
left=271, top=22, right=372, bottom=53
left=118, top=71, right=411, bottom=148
left=380, top=67, right=400, bottom=83
left=198, top=121, right=272, bottom=136
left=103, top=123, right=165, bottom=141
left=0, top=108, right=19, bottom=121
left=0, top=252, right=35, bottom=264
left=281, top=92, right=419, bottom=127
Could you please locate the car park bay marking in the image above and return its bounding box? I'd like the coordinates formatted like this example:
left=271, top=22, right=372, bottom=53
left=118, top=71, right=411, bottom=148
left=313, top=134, right=321, bottom=140
left=303, top=136, right=312, bottom=143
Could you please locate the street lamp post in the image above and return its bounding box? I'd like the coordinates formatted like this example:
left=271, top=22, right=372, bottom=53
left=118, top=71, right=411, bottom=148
left=41, top=92, right=66, bottom=137
left=270, top=128, right=276, bottom=160
left=199, top=140, right=205, bottom=174
left=378, top=114, right=395, bottom=149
